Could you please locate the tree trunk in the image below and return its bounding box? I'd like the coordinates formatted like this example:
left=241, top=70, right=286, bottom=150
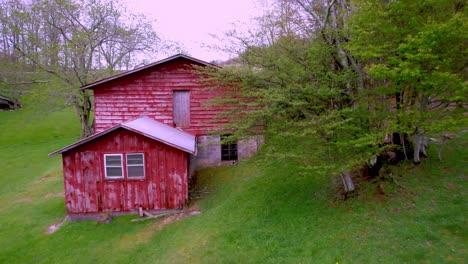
left=340, top=171, right=355, bottom=193
left=75, top=89, right=93, bottom=138
left=413, top=128, right=427, bottom=164
left=399, top=132, right=408, bottom=160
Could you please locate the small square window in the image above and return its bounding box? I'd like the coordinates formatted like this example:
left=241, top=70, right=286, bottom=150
left=126, top=153, right=145, bottom=178
left=104, top=154, right=123, bottom=179
left=221, top=135, right=238, bottom=161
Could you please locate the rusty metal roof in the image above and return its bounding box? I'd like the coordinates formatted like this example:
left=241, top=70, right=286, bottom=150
left=49, top=116, right=196, bottom=157
left=81, top=54, right=219, bottom=90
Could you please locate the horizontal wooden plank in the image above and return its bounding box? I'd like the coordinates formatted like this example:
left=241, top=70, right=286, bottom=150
left=93, top=59, right=231, bottom=135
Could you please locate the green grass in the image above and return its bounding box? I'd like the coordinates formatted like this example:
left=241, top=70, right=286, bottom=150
left=0, top=105, right=466, bottom=263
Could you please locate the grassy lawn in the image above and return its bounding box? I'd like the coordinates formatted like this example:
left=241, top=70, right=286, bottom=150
left=0, top=106, right=466, bottom=263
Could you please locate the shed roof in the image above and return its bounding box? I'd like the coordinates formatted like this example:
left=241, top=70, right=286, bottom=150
left=81, top=54, right=219, bottom=90
left=49, top=116, right=196, bottom=157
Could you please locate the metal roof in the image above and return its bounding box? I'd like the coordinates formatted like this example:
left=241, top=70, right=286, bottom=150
left=81, top=54, right=219, bottom=90
left=49, top=116, right=196, bottom=157
left=122, top=116, right=196, bottom=154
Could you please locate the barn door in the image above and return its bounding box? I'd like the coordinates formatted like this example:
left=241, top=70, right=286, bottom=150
left=173, top=90, right=190, bottom=127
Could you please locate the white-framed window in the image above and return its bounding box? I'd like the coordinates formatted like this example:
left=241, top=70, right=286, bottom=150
left=104, top=154, right=123, bottom=179
left=126, top=153, right=145, bottom=178
left=104, top=153, right=145, bottom=179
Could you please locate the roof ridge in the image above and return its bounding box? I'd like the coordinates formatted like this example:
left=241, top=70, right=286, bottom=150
left=81, top=54, right=219, bottom=90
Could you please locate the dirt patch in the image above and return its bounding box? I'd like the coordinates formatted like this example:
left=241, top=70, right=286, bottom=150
left=43, top=192, right=64, bottom=198
left=45, top=216, right=67, bottom=235
left=113, top=205, right=202, bottom=251
left=154, top=205, right=201, bottom=230
left=14, top=197, right=32, bottom=203
left=37, top=173, right=57, bottom=182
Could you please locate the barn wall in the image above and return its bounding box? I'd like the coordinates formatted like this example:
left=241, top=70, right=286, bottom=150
left=93, top=58, right=227, bottom=135
left=62, top=129, right=188, bottom=215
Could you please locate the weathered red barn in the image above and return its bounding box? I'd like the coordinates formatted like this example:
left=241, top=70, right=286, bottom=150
left=50, top=54, right=262, bottom=220
left=50, top=116, right=195, bottom=218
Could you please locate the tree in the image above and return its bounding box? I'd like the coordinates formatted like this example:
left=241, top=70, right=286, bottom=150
left=203, top=0, right=381, bottom=195
left=0, top=0, right=162, bottom=137
left=350, top=0, right=467, bottom=163
left=205, top=0, right=466, bottom=195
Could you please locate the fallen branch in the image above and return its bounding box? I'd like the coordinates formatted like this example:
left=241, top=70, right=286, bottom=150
left=45, top=216, right=67, bottom=235
left=387, top=173, right=406, bottom=189
left=131, top=211, right=177, bottom=222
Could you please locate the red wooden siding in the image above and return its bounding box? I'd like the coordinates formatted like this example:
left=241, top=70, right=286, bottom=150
left=62, top=129, right=188, bottom=214
left=92, top=58, right=227, bottom=135
left=173, top=90, right=190, bottom=127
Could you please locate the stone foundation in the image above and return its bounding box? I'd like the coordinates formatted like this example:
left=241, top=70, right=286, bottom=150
left=189, top=134, right=263, bottom=175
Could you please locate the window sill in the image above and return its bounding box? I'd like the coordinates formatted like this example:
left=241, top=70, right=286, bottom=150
left=127, top=177, right=146, bottom=180
left=105, top=177, right=124, bottom=181
left=104, top=177, right=146, bottom=181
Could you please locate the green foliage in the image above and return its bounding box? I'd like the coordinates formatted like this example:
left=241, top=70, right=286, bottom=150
left=204, top=30, right=380, bottom=177
left=205, top=0, right=466, bottom=174
left=351, top=0, right=467, bottom=136
left=0, top=0, right=162, bottom=137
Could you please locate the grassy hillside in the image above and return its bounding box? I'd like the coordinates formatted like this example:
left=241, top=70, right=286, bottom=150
left=0, top=106, right=466, bottom=263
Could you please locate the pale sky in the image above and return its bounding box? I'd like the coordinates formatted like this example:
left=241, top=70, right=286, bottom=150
left=125, top=0, right=265, bottom=62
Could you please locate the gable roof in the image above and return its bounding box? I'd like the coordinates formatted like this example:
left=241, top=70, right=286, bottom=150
left=81, top=54, right=219, bottom=90
left=49, top=116, right=196, bottom=157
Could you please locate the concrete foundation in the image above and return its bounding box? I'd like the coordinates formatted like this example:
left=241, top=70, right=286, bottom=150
left=189, top=134, right=263, bottom=175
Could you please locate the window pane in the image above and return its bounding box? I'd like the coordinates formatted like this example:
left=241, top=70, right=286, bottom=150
left=221, top=144, right=229, bottom=152
left=221, top=142, right=237, bottom=161
left=128, top=166, right=144, bottom=178
left=106, top=167, right=123, bottom=177
left=106, top=155, right=122, bottom=166
left=230, top=148, right=237, bottom=158
left=127, top=154, right=143, bottom=165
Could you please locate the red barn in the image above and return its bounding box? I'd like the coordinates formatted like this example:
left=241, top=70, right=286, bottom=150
left=50, top=54, right=262, bottom=220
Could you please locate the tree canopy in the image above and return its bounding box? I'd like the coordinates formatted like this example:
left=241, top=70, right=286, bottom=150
left=0, top=0, right=167, bottom=137
left=203, top=0, right=466, bottom=192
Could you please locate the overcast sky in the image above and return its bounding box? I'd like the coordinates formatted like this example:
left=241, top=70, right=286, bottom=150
left=125, top=0, right=265, bottom=62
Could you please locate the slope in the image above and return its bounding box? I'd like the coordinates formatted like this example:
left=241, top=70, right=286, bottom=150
left=0, top=106, right=465, bottom=263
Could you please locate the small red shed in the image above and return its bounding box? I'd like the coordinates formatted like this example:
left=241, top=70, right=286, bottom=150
left=49, top=116, right=196, bottom=219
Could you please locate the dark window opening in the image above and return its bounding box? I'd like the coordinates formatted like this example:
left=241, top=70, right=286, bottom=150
left=221, top=135, right=238, bottom=161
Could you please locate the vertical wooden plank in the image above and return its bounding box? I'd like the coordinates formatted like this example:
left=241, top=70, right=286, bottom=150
left=180, top=152, right=188, bottom=207
left=63, top=154, right=76, bottom=213
left=147, top=146, right=156, bottom=209
left=74, top=152, right=84, bottom=213
left=105, top=183, right=115, bottom=211
left=168, top=148, right=178, bottom=208
left=159, top=146, right=167, bottom=208
left=96, top=151, right=103, bottom=212
left=81, top=151, right=98, bottom=212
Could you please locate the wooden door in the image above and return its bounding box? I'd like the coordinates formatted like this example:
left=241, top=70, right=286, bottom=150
left=173, top=90, right=190, bottom=127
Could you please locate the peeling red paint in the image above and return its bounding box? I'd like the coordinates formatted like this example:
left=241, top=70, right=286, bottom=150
left=62, top=129, right=188, bottom=214
left=91, top=57, right=227, bottom=135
